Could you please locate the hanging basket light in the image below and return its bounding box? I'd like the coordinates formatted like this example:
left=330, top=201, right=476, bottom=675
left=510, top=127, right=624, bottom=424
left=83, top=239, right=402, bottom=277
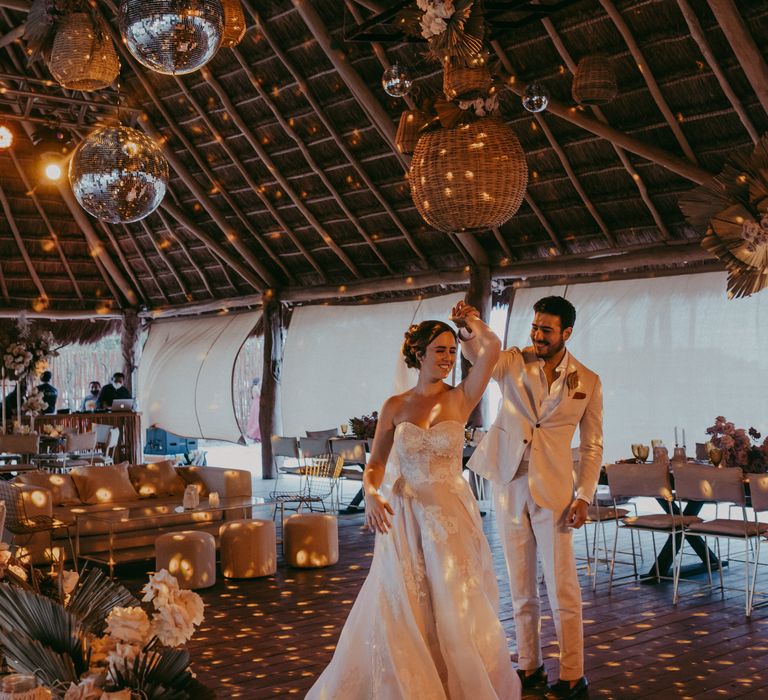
left=572, top=55, right=617, bottom=106
left=409, top=118, right=528, bottom=233
left=220, top=0, right=246, bottom=48
left=119, top=0, right=224, bottom=75
left=443, top=62, right=491, bottom=100
left=48, top=13, right=120, bottom=91
left=68, top=125, right=169, bottom=224
left=396, top=109, right=430, bottom=155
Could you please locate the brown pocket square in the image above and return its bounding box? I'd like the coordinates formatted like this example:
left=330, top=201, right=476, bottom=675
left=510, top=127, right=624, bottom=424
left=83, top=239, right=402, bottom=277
left=572, top=392, right=587, bottom=399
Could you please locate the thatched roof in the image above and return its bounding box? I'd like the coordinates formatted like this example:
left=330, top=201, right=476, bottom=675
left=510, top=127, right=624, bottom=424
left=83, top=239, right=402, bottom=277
left=0, top=0, right=766, bottom=317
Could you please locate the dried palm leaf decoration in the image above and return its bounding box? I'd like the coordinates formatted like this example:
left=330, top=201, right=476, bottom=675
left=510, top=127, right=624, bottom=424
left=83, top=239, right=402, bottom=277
left=679, top=135, right=768, bottom=298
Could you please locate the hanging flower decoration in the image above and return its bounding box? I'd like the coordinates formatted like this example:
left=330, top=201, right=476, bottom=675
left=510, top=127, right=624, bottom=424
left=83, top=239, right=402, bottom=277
left=679, top=135, right=768, bottom=298
left=22, top=386, right=48, bottom=417
left=2, top=325, right=58, bottom=379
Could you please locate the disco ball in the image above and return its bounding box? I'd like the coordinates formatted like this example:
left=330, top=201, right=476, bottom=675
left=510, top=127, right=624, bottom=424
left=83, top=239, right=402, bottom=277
left=382, top=63, right=412, bottom=98
left=69, top=125, right=169, bottom=224
left=522, top=82, right=550, bottom=113
left=119, top=0, right=224, bottom=75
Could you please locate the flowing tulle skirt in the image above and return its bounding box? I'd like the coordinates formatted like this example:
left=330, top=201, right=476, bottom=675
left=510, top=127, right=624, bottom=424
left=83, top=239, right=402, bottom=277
left=305, top=476, right=520, bottom=700
left=245, top=393, right=260, bottom=441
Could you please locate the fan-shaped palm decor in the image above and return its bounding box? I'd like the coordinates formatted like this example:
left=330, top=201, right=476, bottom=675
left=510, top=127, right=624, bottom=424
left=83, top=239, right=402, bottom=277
left=679, top=135, right=768, bottom=298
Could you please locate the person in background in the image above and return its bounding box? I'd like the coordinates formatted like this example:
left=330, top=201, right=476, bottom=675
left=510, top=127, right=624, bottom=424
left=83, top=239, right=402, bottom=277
left=79, top=381, right=102, bottom=412
left=96, top=372, right=131, bottom=409
left=37, top=370, right=58, bottom=414
left=3, top=386, right=22, bottom=420
left=245, top=378, right=261, bottom=442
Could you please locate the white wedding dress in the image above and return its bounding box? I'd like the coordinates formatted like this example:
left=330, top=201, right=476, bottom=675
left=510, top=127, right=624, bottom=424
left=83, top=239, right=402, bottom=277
left=305, top=420, right=520, bottom=700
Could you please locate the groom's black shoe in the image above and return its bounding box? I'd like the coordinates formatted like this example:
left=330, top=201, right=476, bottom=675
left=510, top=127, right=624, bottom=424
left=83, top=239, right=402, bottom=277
left=516, top=664, right=547, bottom=689
left=545, top=676, right=588, bottom=699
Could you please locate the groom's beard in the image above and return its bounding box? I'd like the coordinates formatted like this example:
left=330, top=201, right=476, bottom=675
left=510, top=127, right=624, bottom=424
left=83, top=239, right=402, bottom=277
left=533, top=337, right=565, bottom=359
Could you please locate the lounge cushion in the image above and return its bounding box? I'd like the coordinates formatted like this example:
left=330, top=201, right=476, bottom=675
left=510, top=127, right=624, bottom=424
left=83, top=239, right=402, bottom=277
left=176, top=466, right=210, bottom=497
left=128, top=459, right=186, bottom=498
left=15, top=470, right=81, bottom=506
left=70, top=462, right=137, bottom=505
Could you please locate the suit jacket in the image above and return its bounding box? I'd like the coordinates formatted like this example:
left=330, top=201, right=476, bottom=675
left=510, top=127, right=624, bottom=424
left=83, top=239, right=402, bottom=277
left=97, top=384, right=131, bottom=409
left=464, top=341, right=603, bottom=512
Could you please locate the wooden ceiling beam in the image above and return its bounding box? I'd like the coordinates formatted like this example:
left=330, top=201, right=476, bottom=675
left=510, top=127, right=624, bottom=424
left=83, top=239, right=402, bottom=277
left=676, top=0, right=759, bottom=144
left=598, top=0, right=698, bottom=164
left=199, top=67, right=361, bottom=279
left=96, top=221, right=152, bottom=306
left=498, top=71, right=715, bottom=186
left=531, top=26, right=674, bottom=242
left=252, top=4, right=430, bottom=266
left=171, top=77, right=312, bottom=283
left=0, top=25, right=22, bottom=50
left=523, top=192, right=565, bottom=254
left=705, top=0, right=768, bottom=117
left=7, top=148, right=85, bottom=301
left=491, top=227, right=515, bottom=261
left=137, top=219, right=190, bottom=301
left=231, top=48, right=394, bottom=275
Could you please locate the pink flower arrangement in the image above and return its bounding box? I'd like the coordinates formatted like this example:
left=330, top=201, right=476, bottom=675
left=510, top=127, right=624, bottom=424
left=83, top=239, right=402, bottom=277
left=349, top=411, right=379, bottom=440
left=706, top=416, right=768, bottom=473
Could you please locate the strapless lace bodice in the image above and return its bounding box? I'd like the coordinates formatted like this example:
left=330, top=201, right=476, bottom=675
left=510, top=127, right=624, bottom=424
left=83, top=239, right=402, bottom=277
left=394, top=420, right=465, bottom=488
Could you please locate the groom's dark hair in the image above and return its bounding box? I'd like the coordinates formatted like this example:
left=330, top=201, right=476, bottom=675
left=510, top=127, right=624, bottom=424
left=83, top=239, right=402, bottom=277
left=533, top=296, right=576, bottom=330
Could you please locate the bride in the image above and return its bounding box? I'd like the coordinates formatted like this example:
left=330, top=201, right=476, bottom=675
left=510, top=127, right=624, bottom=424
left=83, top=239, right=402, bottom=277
left=306, top=309, right=520, bottom=700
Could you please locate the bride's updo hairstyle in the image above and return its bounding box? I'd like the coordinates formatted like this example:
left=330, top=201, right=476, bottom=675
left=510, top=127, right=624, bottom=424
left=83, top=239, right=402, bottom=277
left=402, top=320, right=456, bottom=369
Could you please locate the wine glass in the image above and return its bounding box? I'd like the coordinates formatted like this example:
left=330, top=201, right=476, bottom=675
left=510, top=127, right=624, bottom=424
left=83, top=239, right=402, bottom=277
left=709, top=446, right=723, bottom=467
left=340, top=422, right=348, bottom=436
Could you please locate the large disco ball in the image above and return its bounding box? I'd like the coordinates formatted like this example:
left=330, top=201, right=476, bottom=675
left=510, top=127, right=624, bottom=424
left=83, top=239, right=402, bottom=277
left=119, top=0, right=224, bottom=75
left=69, top=125, right=169, bottom=224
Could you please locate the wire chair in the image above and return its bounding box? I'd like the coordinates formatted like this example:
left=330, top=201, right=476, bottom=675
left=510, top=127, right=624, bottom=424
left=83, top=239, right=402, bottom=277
left=0, top=480, right=77, bottom=570
left=270, top=453, right=344, bottom=530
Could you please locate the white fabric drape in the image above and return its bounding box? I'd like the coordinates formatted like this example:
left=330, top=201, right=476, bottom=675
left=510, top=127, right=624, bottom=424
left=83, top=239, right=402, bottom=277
left=281, top=293, right=464, bottom=437
left=138, top=312, right=260, bottom=442
left=504, top=272, right=768, bottom=462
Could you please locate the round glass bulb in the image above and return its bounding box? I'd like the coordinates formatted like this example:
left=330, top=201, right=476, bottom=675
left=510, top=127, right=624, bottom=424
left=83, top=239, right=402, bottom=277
left=0, top=125, right=12, bottom=149
left=382, top=63, right=412, bottom=98
left=45, top=163, right=62, bottom=181
left=522, top=82, right=550, bottom=113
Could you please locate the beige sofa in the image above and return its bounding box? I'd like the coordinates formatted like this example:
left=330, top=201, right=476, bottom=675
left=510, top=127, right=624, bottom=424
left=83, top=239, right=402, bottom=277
left=6, top=462, right=252, bottom=566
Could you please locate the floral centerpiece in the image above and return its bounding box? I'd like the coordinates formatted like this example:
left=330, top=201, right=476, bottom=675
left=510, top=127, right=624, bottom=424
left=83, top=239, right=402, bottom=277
left=349, top=411, right=378, bottom=440
left=0, top=560, right=212, bottom=699
left=2, top=326, right=57, bottom=380
left=705, top=416, right=768, bottom=473
left=42, top=423, right=67, bottom=439
left=22, top=386, right=49, bottom=420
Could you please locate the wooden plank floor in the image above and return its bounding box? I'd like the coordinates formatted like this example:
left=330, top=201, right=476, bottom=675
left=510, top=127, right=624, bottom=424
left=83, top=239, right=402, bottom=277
left=116, top=501, right=768, bottom=699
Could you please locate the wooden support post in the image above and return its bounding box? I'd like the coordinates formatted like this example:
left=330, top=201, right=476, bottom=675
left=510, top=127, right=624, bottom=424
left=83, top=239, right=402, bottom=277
left=462, top=263, right=492, bottom=429
left=121, top=308, right=142, bottom=395
left=260, top=295, right=286, bottom=479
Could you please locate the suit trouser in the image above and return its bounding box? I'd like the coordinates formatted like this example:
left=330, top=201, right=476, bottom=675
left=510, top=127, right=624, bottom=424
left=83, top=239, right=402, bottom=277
left=494, top=465, right=584, bottom=680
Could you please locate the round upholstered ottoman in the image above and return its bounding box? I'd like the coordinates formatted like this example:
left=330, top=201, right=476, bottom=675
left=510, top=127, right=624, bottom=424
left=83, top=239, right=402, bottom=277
left=155, top=530, right=216, bottom=589
left=283, top=513, right=339, bottom=568
left=219, top=518, right=277, bottom=578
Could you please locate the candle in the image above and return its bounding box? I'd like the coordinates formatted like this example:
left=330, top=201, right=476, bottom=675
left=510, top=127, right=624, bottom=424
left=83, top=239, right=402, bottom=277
left=674, top=426, right=678, bottom=446
left=682, top=429, right=686, bottom=448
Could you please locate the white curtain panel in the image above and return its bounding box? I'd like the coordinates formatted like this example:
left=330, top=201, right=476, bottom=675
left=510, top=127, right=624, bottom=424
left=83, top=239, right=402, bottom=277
left=138, top=311, right=260, bottom=442
left=282, top=293, right=464, bottom=437
left=505, top=272, right=768, bottom=463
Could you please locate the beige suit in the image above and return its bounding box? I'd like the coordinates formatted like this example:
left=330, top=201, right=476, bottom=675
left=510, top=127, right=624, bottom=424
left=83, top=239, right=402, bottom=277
left=464, top=341, right=603, bottom=680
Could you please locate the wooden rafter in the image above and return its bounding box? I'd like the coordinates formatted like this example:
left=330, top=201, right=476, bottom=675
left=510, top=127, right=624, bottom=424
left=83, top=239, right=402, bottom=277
left=171, top=75, right=321, bottom=282
left=137, top=219, right=190, bottom=300
left=599, top=0, right=698, bottom=164
left=90, top=255, right=123, bottom=309
left=523, top=192, right=565, bottom=254
left=491, top=227, right=515, bottom=261
left=705, top=0, right=768, bottom=117
left=96, top=222, right=153, bottom=306
left=676, top=0, right=759, bottom=144
left=527, top=27, right=674, bottom=242
left=7, top=148, right=85, bottom=301
left=251, top=3, right=430, bottom=266
left=199, top=67, right=362, bottom=278
left=231, top=49, right=395, bottom=275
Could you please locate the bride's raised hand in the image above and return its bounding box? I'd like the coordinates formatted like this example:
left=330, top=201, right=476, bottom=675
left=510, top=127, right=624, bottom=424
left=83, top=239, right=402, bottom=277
left=450, top=301, right=479, bottom=328
left=365, top=493, right=394, bottom=534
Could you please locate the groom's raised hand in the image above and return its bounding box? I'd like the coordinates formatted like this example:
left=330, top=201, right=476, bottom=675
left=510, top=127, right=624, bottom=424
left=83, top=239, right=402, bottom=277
left=450, top=301, right=480, bottom=327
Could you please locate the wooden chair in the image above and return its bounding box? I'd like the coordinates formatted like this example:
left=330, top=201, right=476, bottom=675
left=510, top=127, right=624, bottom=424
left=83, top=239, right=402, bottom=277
left=93, top=427, right=120, bottom=465
left=0, top=433, right=40, bottom=466
left=672, top=464, right=768, bottom=617
left=747, top=474, right=768, bottom=613
left=65, top=431, right=98, bottom=466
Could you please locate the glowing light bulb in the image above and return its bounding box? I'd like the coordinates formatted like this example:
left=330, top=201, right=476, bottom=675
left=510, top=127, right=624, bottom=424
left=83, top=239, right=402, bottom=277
left=0, top=125, right=12, bottom=149
left=45, top=163, right=62, bottom=181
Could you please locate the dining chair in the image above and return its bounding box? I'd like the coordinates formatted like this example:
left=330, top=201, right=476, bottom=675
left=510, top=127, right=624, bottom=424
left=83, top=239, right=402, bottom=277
left=91, top=423, right=112, bottom=449
left=747, top=474, right=768, bottom=613
left=604, top=462, right=697, bottom=592
left=65, top=431, right=99, bottom=466
left=0, top=480, right=77, bottom=570
left=672, top=464, right=767, bottom=617
left=269, top=454, right=344, bottom=530
left=0, top=433, right=40, bottom=464
left=93, top=427, right=120, bottom=465
left=300, top=436, right=330, bottom=460
left=271, top=436, right=302, bottom=485
left=305, top=428, right=339, bottom=440
left=331, top=439, right=367, bottom=508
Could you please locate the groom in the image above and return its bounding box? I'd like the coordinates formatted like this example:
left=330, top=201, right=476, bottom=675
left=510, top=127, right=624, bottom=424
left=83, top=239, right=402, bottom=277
left=455, top=296, right=602, bottom=700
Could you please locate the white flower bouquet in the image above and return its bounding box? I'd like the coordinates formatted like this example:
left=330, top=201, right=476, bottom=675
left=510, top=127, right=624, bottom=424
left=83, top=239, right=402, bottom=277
left=22, top=386, right=48, bottom=417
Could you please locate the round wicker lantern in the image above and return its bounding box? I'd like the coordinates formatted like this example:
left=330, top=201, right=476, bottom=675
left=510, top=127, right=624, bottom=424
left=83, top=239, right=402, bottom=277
left=69, top=125, right=169, bottom=224
left=572, top=56, right=617, bottom=106
left=410, top=119, right=528, bottom=233
left=443, top=63, right=492, bottom=100
left=48, top=14, right=120, bottom=91
left=396, top=109, right=430, bottom=155
left=220, top=0, right=246, bottom=48
left=119, top=0, right=224, bottom=75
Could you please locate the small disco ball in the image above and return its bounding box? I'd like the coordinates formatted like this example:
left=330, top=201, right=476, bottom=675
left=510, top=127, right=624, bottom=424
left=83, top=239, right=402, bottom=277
left=522, top=82, right=550, bottom=113
left=382, top=63, right=412, bottom=98
left=119, top=0, right=224, bottom=75
left=69, top=125, right=169, bottom=224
